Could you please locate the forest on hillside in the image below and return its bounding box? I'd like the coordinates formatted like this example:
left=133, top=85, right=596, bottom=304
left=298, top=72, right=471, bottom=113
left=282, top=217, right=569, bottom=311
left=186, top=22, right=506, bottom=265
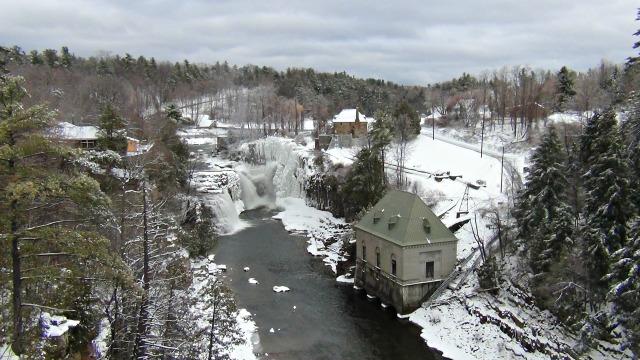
left=1, top=44, right=637, bottom=142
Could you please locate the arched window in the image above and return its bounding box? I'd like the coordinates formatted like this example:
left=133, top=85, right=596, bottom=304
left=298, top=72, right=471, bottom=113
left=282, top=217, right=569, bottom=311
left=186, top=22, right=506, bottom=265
left=391, top=253, right=397, bottom=276
left=376, top=247, right=380, bottom=267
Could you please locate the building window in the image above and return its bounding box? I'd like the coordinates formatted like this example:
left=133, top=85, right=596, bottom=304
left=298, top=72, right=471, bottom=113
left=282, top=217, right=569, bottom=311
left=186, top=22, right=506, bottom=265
left=80, top=140, right=95, bottom=149
left=362, top=243, right=366, bottom=262
left=426, top=261, right=434, bottom=279
left=391, top=254, right=397, bottom=276
left=376, top=247, right=380, bottom=267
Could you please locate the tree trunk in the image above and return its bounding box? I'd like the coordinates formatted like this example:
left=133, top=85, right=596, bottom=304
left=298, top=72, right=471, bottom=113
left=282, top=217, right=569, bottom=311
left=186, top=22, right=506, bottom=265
left=11, top=195, right=24, bottom=355
left=134, top=181, right=151, bottom=360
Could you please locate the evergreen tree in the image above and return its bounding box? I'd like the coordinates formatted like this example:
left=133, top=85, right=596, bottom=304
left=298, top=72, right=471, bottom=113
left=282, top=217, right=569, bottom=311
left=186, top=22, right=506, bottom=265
left=370, top=110, right=393, bottom=180
left=179, top=201, right=217, bottom=257
left=122, top=53, right=134, bottom=71
left=624, top=90, right=640, bottom=211
left=60, top=46, right=72, bottom=68
left=42, top=48, right=58, bottom=67
left=627, top=8, right=640, bottom=67
left=96, top=59, right=111, bottom=76
left=555, top=66, right=577, bottom=111
left=581, top=109, right=631, bottom=295
left=341, top=147, right=386, bottom=220
left=392, top=101, right=421, bottom=136
left=28, top=50, right=43, bottom=65
left=0, top=74, right=127, bottom=355
left=96, top=104, right=128, bottom=153
left=606, top=220, right=640, bottom=354
left=566, top=141, right=583, bottom=225
left=515, top=126, right=573, bottom=273
left=165, top=103, right=183, bottom=123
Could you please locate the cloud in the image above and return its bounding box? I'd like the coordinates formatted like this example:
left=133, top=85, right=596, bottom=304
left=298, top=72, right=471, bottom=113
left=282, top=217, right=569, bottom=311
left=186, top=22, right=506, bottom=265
left=1, top=0, right=636, bottom=84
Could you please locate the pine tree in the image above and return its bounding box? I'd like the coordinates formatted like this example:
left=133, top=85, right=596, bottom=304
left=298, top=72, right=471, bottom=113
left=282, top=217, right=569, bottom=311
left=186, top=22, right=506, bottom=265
left=583, top=109, right=631, bottom=252
left=0, top=74, right=127, bottom=355
left=606, top=220, right=640, bottom=354
left=28, top=50, right=43, bottom=65
left=581, top=108, right=631, bottom=296
left=515, top=126, right=573, bottom=273
left=624, top=91, right=640, bottom=211
left=42, top=48, right=58, bottom=67
left=179, top=201, right=217, bottom=257
left=555, top=66, right=577, bottom=112
left=370, top=110, right=393, bottom=181
left=97, top=103, right=128, bottom=153
left=341, top=147, right=386, bottom=220
left=627, top=8, right=640, bottom=67
left=60, top=46, right=72, bottom=68
left=165, top=103, right=183, bottom=123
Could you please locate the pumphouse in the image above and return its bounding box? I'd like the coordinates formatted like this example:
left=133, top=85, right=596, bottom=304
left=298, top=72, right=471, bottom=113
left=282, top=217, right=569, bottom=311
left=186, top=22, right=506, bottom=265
left=354, top=190, right=458, bottom=314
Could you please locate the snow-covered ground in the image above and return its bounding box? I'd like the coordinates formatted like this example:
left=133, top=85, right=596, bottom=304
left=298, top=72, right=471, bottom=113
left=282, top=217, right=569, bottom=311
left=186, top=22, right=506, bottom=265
left=180, top=122, right=628, bottom=359
left=326, top=127, right=525, bottom=262
left=409, top=251, right=632, bottom=359
left=191, top=256, right=258, bottom=360
left=324, top=125, right=629, bottom=359
left=273, top=197, right=349, bottom=273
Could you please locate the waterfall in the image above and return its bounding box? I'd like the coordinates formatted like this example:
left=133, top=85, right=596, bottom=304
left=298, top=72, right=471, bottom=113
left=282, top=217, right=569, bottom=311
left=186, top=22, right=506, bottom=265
left=238, top=137, right=307, bottom=200
left=237, top=164, right=277, bottom=210
left=193, top=137, right=310, bottom=236
left=203, top=191, right=248, bottom=235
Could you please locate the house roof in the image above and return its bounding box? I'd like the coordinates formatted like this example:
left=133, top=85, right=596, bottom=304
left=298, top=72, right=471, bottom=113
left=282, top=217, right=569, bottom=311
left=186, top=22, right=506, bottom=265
left=354, top=190, right=457, bottom=247
left=53, top=122, right=99, bottom=140
left=332, top=109, right=374, bottom=123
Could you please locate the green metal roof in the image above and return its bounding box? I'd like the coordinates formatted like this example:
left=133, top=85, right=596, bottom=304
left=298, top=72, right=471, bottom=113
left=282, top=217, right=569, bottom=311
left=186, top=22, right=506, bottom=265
left=354, top=190, right=457, bottom=247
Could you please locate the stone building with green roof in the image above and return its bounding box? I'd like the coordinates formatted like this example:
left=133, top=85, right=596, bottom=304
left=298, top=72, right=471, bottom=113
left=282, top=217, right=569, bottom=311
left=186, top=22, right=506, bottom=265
left=354, top=190, right=458, bottom=314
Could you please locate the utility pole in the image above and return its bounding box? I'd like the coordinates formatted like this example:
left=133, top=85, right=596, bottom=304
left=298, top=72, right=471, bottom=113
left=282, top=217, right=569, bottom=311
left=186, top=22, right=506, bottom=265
left=480, top=118, right=485, bottom=158
left=500, top=146, right=505, bottom=193
left=432, top=114, right=435, bottom=140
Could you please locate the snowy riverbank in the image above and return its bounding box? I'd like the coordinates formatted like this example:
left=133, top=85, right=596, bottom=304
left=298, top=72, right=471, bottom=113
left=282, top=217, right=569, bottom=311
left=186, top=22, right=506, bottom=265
left=272, top=197, right=350, bottom=274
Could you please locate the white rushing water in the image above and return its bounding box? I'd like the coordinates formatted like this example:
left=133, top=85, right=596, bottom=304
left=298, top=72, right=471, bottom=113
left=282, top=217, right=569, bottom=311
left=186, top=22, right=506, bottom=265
left=202, top=191, right=249, bottom=235
left=193, top=137, right=312, bottom=236
left=237, top=163, right=277, bottom=210
left=238, top=138, right=309, bottom=199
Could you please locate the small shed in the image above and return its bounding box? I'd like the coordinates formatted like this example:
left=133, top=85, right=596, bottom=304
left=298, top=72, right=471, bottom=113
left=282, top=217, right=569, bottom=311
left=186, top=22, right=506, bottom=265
left=354, top=190, right=458, bottom=313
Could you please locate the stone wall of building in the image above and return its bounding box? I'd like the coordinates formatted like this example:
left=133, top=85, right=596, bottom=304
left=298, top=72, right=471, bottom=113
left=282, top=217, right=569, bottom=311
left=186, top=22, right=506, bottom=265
left=333, top=122, right=367, bottom=138
left=355, top=258, right=440, bottom=314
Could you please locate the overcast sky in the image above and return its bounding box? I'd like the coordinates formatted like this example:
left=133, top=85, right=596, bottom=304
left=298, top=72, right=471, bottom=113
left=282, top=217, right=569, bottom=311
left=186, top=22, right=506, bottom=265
left=1, top=0, right=637, bottom=84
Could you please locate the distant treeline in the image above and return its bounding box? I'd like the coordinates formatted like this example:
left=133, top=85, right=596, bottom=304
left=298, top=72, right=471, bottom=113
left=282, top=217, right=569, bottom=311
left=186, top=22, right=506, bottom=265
left=1, top=45, right=638, bottom=141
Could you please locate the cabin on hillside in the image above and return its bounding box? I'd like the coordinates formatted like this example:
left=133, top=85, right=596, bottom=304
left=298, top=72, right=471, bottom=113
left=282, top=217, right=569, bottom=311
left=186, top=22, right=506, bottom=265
left=354, top=190, right=458, bottom=314
left=53, top=122, right=100, bottom=149
left=331, top=108, right=374, bottom=138
left=52, top=122, right=147, bottom=156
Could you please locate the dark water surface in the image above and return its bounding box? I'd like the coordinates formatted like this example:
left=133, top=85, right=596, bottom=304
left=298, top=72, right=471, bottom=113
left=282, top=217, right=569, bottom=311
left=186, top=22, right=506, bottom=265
left=215, top=209, right=443, bottom=360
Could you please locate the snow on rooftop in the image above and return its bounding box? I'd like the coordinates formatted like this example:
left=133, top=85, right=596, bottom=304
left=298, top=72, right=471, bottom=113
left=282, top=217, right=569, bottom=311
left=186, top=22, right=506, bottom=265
left=332, top=109, right=374, bottom=123
left=53, top=122, right=99, bottom=140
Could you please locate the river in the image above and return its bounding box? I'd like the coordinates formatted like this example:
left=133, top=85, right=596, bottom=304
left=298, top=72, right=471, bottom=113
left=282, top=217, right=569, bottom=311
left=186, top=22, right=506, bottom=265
left=214, top=208, right=443, bottom=360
